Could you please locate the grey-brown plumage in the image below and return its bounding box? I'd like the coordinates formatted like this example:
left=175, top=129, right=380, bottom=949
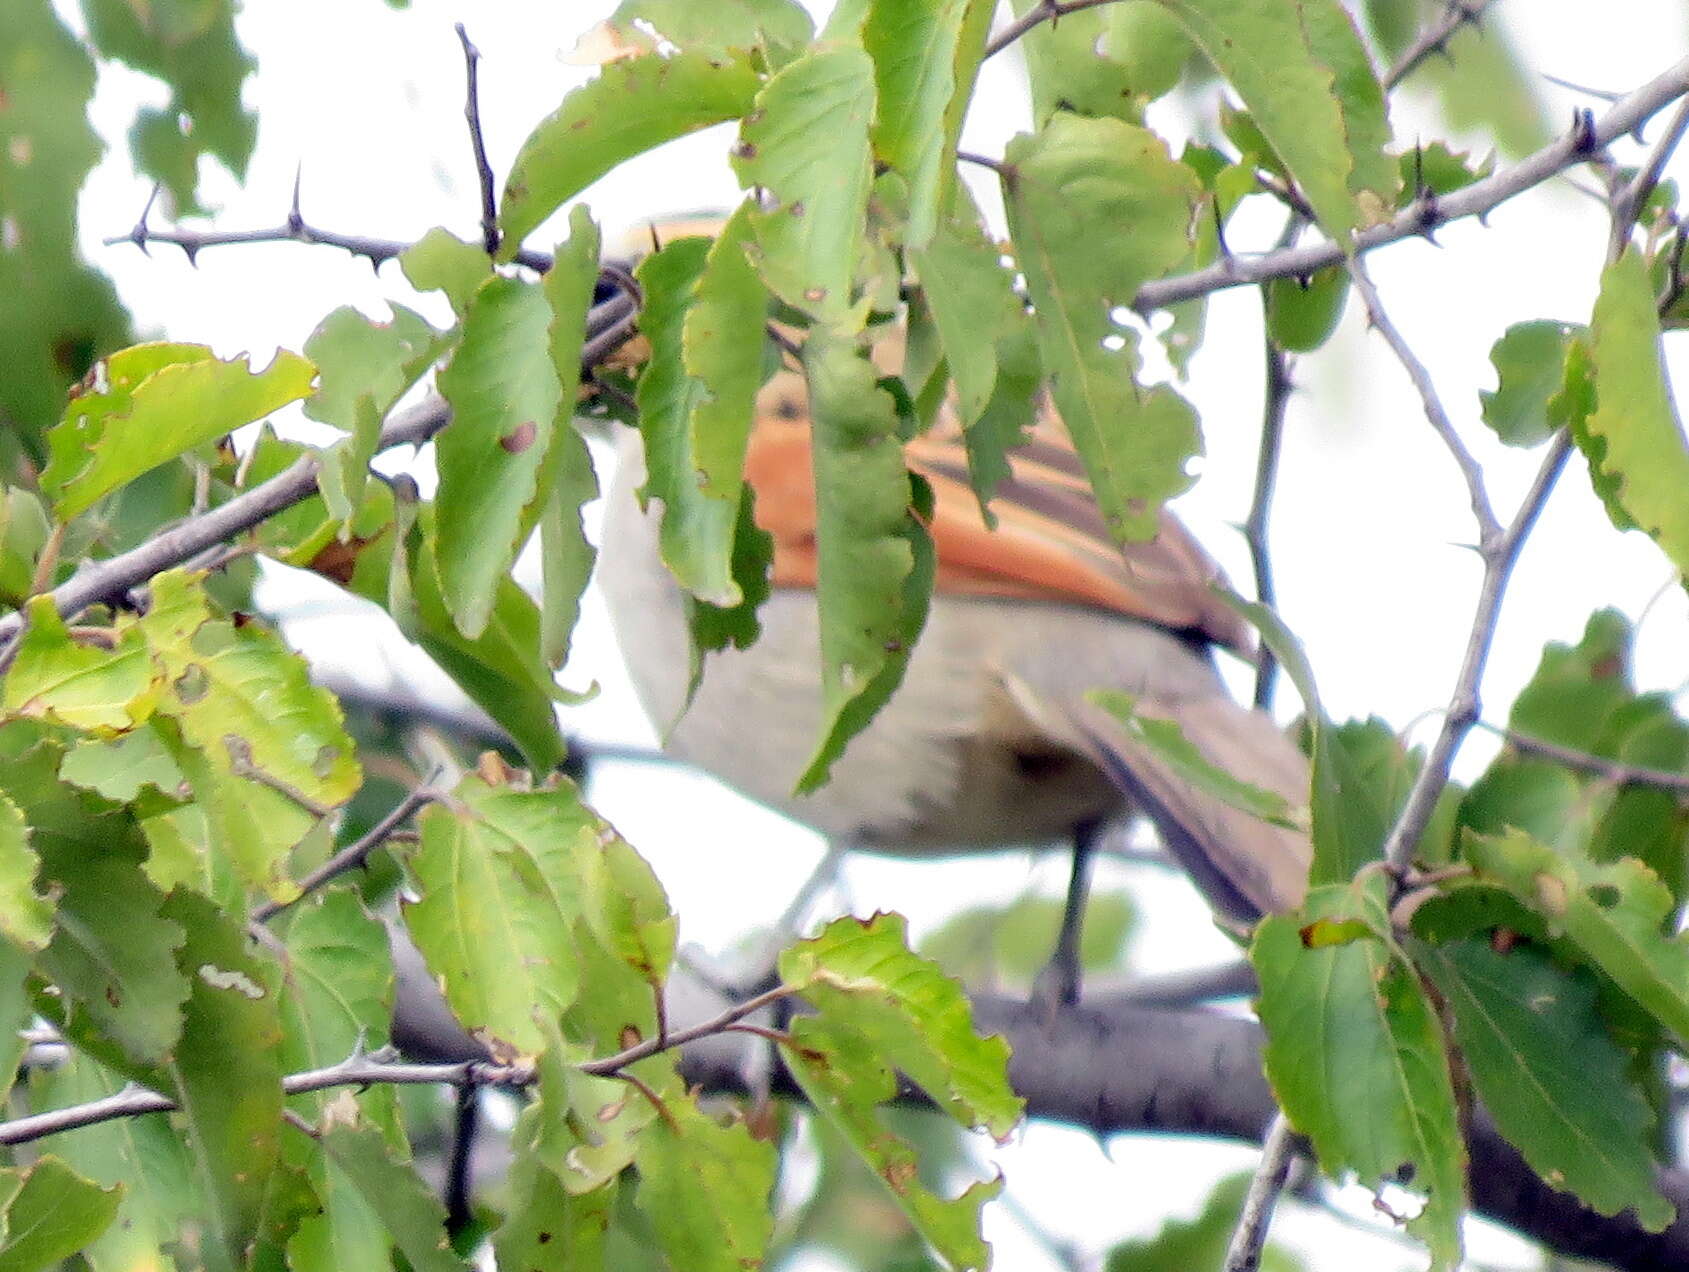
left=599, top=390, right=1312, bottom=923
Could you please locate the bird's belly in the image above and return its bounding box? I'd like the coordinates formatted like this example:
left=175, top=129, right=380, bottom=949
left=633, top=589, right=1129, bottom=853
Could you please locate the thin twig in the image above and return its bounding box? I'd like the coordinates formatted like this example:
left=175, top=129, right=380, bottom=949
left=577, top=983, right=799, bottom=1077
left=1135, top=55, right=1689, bottom=313
left=1248, top=341, right=1292, bottom=711
left=1382, top=0, right=1496, bottom=92
left=984, top=0, right=1125, bottom=60
left=1610, top=93, right=1689, bottom=259
left=1224, top=1113, right=1300, bottom=1272
left=1484, top=724, right=1689, bottom=796
left=251, top=782, right=443, bottom=925
left=455, top=24, right=500, bottom=258
left=0, top=1053, right=535, bottom=1146
left=1347, top=258, right=1501, bottom=544
left=1378, top=432, right=1573, bottom=875
left=106, top=201, right=552, bottom=274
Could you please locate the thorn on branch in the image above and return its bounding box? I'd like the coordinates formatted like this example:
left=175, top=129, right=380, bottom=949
left=1572, top=107, right=1601, bottom=155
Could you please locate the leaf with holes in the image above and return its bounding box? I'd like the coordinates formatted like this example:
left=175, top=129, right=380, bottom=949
left=41, top=344, right=314, bottom=520
left=1004, top=114, right=1202, bottom=542
left=1465, top=828, right=1689, bottom=1048
left=1252, top=879, right=1464, bottom=1270
left=1576, top=249, right=1689, bottom=579
left=731, top=47, right=875, bottom=322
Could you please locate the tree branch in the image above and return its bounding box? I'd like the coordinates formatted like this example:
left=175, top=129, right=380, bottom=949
left=1347, top=257, right=1500, bottom=544
left=1382, top=0, right=1495, bottom=92
left=1224, top=1113, right=1301, bottom=1272
left=0, top=290, right=636, bottom=652
left=250, top=782, right=443, bottom=925
left=1134, top=54, right=1689, bottom=313
left=1485, top=724, right=1689, bottom=796
left=1247, top=339, right=1292, bottom=711
left=1377, top=432, right=1573, bottom=875
left=984, top=0, right=1125, bottom=60
left=455, top=24, right=500, bottom=258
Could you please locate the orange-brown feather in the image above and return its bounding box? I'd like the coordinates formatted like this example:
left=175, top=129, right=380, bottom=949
left=743, top=370, right=1252, bottom=655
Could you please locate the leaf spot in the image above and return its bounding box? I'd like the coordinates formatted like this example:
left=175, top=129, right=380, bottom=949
left=500, top=421, right=538, bottom=453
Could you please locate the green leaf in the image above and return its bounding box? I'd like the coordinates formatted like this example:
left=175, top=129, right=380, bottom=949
left=1155, top=0, right=1396, bottom=237
left=399, top=229, right=490, bottom=316
left=589, top=0, right=812, bottom=58
left=0, top=488, right=49, bottom=606
left=313, top=1096, right=469, bottom=1272
left=634, top=209, right=765, bottom=607
left=160, top=889, right=284, bottom=1272
left=0, top=1, right=131, bottom=461
left=1416, top=936, right=1674, bottom=1230
left=864, top=0, right=981, bottom=246
left=1, top=736, right=187, bottom=1071
left=632, top=1093, right=777, bottom=1272
left=1265, top=266, right=1349, bottom=353
left=0, top=1156, right=121, bottom=1272
left=1414, top=15, right=1550, bottom=161
left=1218, top=593, right=1386, bottom=886
left=273, top=894, right=400, bottom=1272
left=781, top=913, right=1022, bottom=1136
left=1, top=597, right=157, bottom=734
left=731, top=47, right=876, bottom=321
left=1088, top=690, right=1303, bottom=828
left=911, top=206, right=1024, bottom=431
left=1575, top=249, right=1689, bottom=577
left=81, top=0, right=255, bottom=212
left=305, top=304, right=444, bottom=527
left=795, top=330, right=933, bottom=792
left=1003, top=113, right=1203, bottom=542
left=1252, top=879, right=1465, bottom=1269
left=344, top=499, right=567, bottom=771
left=1480, top=320, right=1582, bottom=448
left=1102, top=3, right=1196, bottom=103
left=434, top=275, right=566, bottom=639
left=41, top=343, right=315, bottom=519
left=406, top=774, right=663, bottom=1058
left=778, top=914, right=1017, bottom=1271
left=494, top=1154, right=612, bottom=1271
left=499, top=51, right=761, bottom=255
left=30, top=1053, right=194, bottom=1272
left=0, top=792, right=51, bottom=953
left=135, top=571, right=361, bottom=898
left=538, top=207, right=604, bottom=672
left=1007, top=0, right=1148, bottom=125
left=1465, top=829, right=1689, bottom=1049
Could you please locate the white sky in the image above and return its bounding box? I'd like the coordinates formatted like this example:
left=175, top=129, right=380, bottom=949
left=65, top=2, right=1689, bottom=1268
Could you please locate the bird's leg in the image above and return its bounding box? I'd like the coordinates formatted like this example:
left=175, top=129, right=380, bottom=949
left=1031, top=816, right=1104, bottom=1016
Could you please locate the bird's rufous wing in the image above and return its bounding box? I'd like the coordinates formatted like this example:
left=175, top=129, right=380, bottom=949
left=746, top=367, right=1253, bottom=655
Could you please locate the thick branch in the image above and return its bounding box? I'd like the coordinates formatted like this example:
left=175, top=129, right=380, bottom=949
left=1133, top=55, right=1689, bottom=313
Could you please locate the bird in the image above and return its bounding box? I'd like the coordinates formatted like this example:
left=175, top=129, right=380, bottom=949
left=596, top=249, right=1312, bottom=1000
